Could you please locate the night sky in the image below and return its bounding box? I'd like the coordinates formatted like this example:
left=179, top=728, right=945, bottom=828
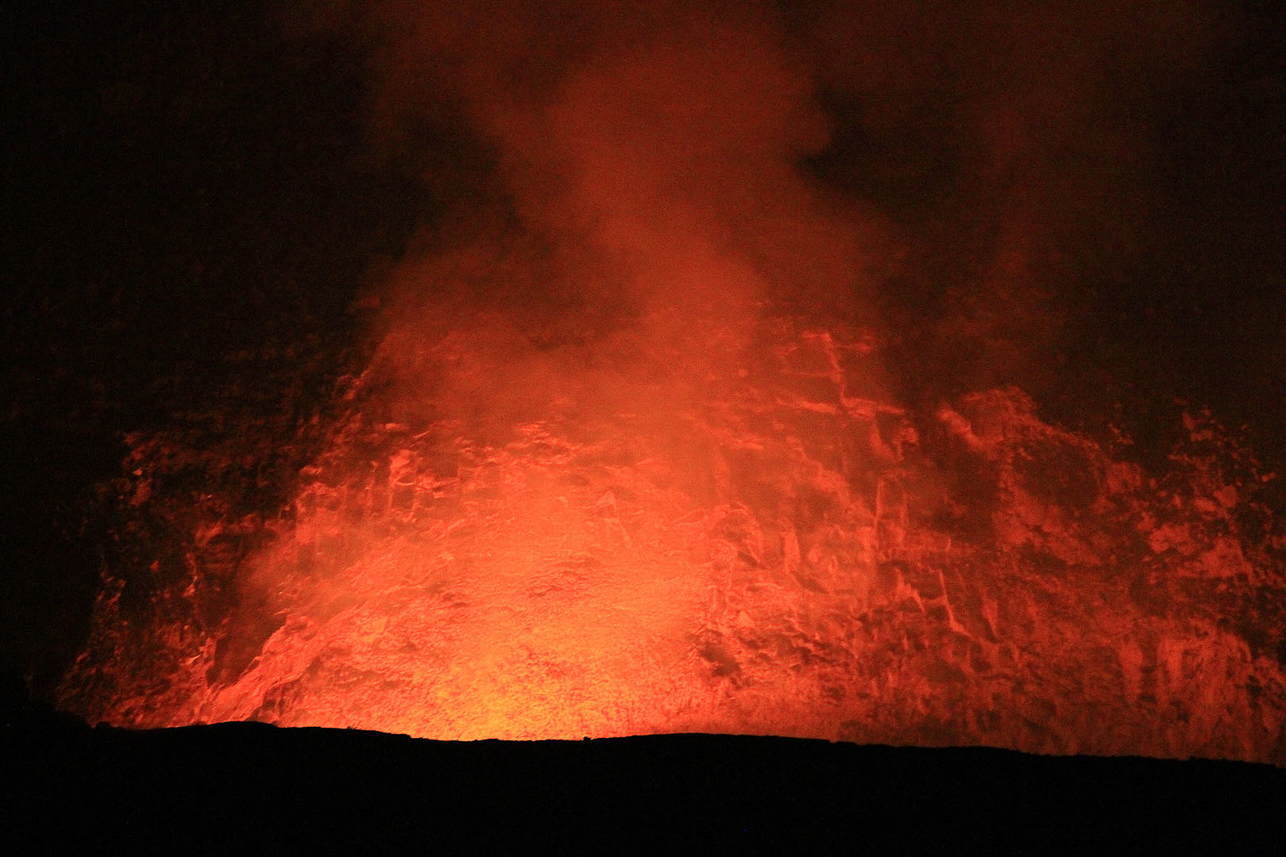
left=4, top=1, right=1285, bottom=708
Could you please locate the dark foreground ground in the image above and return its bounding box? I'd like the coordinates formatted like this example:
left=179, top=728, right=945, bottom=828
left=3, top=702, right=1283, bottom=854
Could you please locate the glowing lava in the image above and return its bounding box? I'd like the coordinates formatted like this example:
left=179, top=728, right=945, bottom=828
left=60, top=310, right=1286, bottom=762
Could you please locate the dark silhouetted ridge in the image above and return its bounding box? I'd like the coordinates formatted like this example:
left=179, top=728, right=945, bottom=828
left=4, top=713, right=1281, bottom=852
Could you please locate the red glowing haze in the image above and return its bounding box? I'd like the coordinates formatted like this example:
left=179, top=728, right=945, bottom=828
left=58, top=1, right=1286, bottom=764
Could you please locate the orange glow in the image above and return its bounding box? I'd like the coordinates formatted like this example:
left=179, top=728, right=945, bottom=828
left=59, top=309, right=1286, bottom=762
left=53, top=2, right=1285, bottom=766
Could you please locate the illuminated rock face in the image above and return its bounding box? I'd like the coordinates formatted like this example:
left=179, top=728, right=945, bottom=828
left=60, top=313, right=1286, bottom=763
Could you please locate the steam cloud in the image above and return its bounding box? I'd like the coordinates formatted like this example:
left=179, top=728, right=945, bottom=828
left=291, top=0, right=1220, bottom=412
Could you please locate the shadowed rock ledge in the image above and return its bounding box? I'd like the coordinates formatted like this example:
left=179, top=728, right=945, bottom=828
left=5, top=711, right=1282, bottom=852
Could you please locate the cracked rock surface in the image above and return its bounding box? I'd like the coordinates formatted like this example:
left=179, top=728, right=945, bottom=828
left=60, top=312, right=1286, bottom=763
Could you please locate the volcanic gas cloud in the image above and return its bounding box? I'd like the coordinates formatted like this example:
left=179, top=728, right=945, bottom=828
left=61, top=1, right=1286, bottom=763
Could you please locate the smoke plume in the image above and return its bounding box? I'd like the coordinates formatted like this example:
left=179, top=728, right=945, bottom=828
left=295, top=0, right=1220, bottom=411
